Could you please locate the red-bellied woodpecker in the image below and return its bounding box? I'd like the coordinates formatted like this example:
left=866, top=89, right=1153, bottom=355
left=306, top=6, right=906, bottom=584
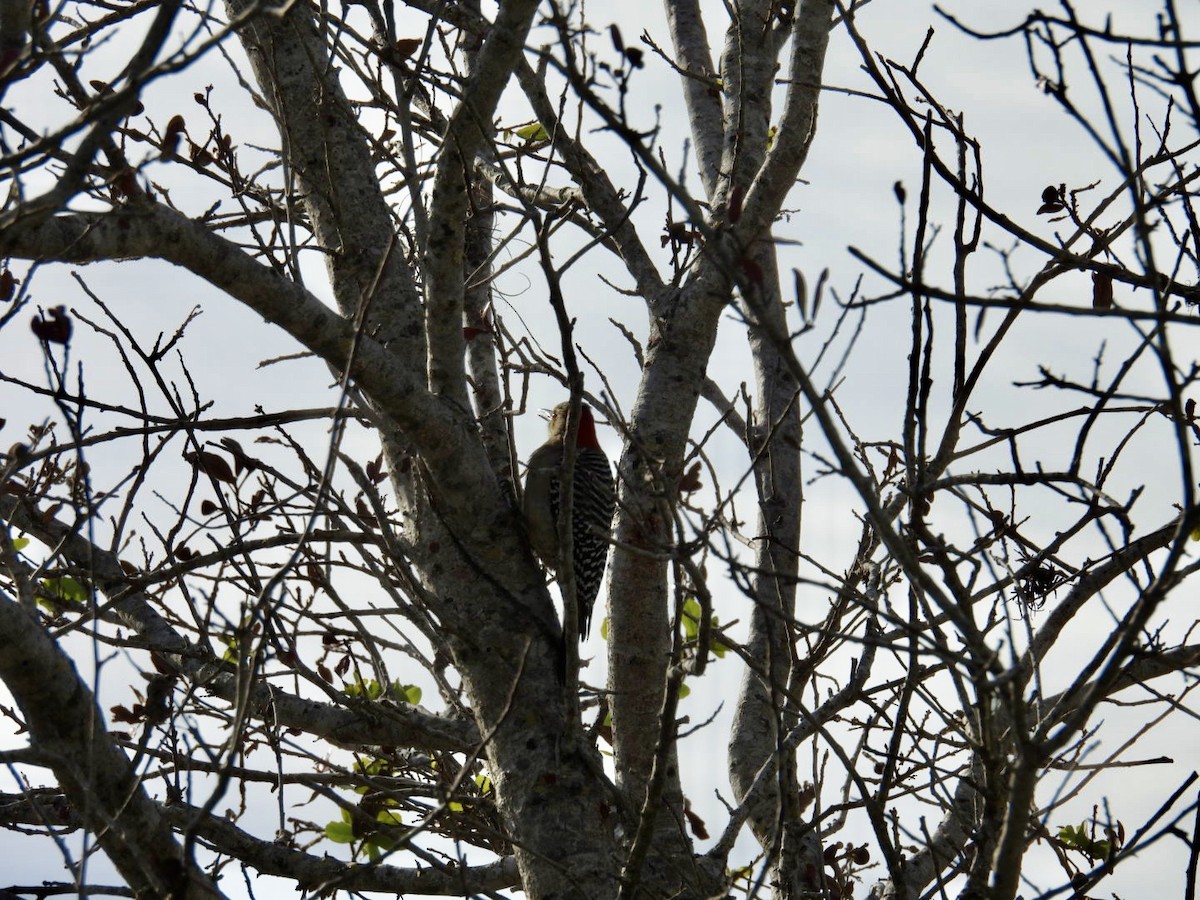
left=523, top=403, right=616, bottom=641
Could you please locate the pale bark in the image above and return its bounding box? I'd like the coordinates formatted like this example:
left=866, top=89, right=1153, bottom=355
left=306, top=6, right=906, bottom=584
left=0, top=589, right=221, bottom=898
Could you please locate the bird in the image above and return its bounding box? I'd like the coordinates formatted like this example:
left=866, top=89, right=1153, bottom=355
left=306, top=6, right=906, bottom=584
left=523, top=402, right=616, bottom=641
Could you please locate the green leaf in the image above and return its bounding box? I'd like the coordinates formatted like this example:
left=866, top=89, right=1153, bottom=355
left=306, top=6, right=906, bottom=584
left=345, top=677, right=384, bottom=700
left=681, top=596, right=701, bottom=641
left=42, top=575, right=88, bottom=604
left=681, top=596, right=729, bottom=659
left=324, top=820, right=355, bottom=844
left=392, top=682, right=421, bottom=704
left=677, top=682, right=691, bottom=699
left=1056, top=823, right=1110, bottom=860
left=11, top=537, right=29, bottom=551
left=365, top=832, right=400, bottom=858
left=510, top=122, right=549, bottom=142
left=375, top=809, right=404, bottom=826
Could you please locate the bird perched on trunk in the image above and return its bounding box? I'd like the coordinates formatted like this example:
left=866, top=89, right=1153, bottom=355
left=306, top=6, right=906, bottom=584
left=523, top=402, right=616, bottom=641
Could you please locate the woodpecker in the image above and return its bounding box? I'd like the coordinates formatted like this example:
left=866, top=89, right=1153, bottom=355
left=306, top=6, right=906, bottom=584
left=523, top=402, right=616, bottom=641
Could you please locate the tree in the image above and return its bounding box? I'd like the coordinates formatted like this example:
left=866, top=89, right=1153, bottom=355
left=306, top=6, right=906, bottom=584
left=1, top=0, right=1199, bottom=897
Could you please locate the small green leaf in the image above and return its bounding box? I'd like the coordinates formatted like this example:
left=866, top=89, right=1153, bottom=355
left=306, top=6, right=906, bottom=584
left=324, top=820, right=355, bottom=843
left=355, top=757, right=388, bottom=776
left=345, top=677, right=384, bottom=700
left=511, top=122, right=549, bottom=142
left=366, top=831, right=400, bottom=857
left=1056, top=822, right=1110, bottom=860
left=729, top=865, right=752, bottom=882
left=677, top=682, right=691, bottom=699
left=42, top=575, right=88, bottom=604
left=392, top=682, right=421, bottom=704
left=681, top=596, right=701, bottom=641
left=11, top=537, right=29, bottom=551
left=375, top=809, right=404, bottom=826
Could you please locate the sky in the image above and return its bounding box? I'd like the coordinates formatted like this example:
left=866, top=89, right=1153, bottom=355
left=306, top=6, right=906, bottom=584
left=2, top=0, right=1199, bottom=897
